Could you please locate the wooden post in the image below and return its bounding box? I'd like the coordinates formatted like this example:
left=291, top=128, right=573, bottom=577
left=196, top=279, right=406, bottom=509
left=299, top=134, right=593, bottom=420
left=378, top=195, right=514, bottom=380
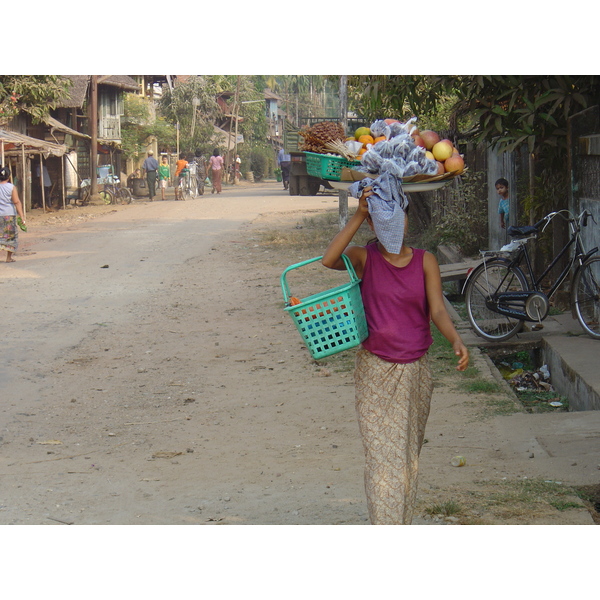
left=338, top=189, right=349, bottom=230
left=338, top=75, right=349, bottom=228
left=21, top=145, right=27, bottom=215
left=339, top=75, right=348, bottom=136
left=90, top=75, right=98, bottom=197
left=61, top=154, right=66, bottom=209
left=39, top=155, right=46, bottom=212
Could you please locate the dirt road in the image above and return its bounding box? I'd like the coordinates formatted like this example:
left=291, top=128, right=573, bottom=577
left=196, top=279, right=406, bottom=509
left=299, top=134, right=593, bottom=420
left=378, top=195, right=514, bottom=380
left=1, top=183, right=597, bottom=527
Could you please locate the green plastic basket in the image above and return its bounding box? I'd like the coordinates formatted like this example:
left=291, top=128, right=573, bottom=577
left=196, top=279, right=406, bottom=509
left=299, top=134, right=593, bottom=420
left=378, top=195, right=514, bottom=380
left=304, top=152, right=362, bottom=181
left=281, top=255, right=369, bottom=360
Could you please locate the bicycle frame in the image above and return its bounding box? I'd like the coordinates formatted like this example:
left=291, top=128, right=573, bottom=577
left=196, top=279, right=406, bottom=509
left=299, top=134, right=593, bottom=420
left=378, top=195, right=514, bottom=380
left=466, top=210, right=597, bottom=322
left=519, top=212, right=594, bottom=300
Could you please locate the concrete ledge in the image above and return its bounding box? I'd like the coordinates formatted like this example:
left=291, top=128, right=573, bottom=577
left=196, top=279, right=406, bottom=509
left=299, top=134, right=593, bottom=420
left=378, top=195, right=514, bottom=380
left=541, top=336, right=600, bottom=411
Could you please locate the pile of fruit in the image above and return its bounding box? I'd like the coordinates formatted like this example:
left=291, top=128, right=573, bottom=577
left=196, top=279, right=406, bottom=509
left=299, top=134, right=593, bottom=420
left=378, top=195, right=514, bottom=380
left=298, top=121, right=346, bottom=154
left=352, top=119, right=465, bottom=175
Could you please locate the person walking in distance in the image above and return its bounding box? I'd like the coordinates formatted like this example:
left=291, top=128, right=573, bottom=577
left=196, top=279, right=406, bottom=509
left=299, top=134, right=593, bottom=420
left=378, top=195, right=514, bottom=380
left=158, top=156, right=171, bottom=201
left=209, top=148, right=224, bottom=194
left=0, top=166, right=26, bottom=263
left=322, top=186, right=469, bottom=525
left=277, top=147, right=291, bottom=190
left=142, top=150, right=159, bottom=201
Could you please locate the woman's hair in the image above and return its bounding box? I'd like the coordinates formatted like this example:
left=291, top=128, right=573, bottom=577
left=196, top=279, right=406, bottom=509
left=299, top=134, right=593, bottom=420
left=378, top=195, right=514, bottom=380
left=0, top=166, right=10, bottom=181
left=213, top=148, right=220, bottom=157
left=495, top=178, right=509, bottom=187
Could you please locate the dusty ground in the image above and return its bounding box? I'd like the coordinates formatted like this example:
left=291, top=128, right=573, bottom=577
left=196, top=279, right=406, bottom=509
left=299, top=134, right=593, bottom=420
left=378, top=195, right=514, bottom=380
left=1, top=183, right=598, bottom=528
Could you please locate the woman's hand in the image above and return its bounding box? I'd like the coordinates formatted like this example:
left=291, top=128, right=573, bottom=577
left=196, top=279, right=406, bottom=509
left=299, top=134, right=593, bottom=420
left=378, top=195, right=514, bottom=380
left=453, top=340, right=469, bottom=371
left=357, top=186, right=372, bottom=216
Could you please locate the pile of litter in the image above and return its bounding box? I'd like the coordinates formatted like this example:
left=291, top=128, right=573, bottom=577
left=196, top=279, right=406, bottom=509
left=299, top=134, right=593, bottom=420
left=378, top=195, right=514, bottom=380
left=498, top=361, right=564, bottom=408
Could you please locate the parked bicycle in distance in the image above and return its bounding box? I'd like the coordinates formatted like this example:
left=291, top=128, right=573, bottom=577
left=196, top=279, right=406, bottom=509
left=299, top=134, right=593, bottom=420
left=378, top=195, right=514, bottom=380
left=77, top=173, right=132, bottom=206
left=464, top=209, right=599, bottom=341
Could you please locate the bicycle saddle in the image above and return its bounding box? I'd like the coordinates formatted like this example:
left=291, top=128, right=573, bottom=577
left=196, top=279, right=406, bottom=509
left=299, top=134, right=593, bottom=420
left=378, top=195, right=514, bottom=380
left=508, top=225, right=537, bottom=239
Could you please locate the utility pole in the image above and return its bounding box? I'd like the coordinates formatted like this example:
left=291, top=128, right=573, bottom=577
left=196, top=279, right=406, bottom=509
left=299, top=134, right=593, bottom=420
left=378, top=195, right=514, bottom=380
left=338, top=75, right=349, bottom=229
left=233, top=76, right=241, bottom=184
left=90, top=75, right=98, bottom=197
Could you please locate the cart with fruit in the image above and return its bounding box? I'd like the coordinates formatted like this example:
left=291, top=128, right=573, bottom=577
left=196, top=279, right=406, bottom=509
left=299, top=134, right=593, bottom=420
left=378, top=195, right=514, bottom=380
left=298, top=117, right=465, bottom=193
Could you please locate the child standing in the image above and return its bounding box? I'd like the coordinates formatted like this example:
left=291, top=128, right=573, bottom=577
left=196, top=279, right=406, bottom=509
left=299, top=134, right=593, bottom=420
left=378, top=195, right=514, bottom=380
left=158, top=156, right=171, bottom=201
left=322, top=187, right=469, bottom=525
left=496, top=178, right=510, bottom=230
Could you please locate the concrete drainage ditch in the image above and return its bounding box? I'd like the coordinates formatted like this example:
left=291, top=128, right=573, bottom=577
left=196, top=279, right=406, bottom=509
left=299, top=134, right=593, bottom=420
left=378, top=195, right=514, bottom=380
left=485, top=339, right=600, bottom=413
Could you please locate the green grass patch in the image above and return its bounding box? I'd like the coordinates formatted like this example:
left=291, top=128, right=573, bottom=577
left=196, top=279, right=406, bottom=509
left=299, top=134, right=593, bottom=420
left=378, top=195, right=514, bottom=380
left=424, top=500, right=463, bottom=517
left=517, top=390, right=569, bottom=412
left=475, top=478, right=585, bottom=518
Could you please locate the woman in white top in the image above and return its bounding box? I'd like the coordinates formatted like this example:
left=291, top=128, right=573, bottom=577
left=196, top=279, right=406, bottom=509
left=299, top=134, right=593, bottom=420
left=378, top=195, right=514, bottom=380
left=0, top=166, right=26, bottom=263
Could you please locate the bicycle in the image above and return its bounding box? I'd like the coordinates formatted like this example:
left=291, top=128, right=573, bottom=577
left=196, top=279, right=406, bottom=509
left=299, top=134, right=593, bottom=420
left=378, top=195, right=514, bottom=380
left=175, top=169, right=194, bottom=201
left=464, top=209, right=599, bottom=341
left=102, top=177, right=133, bottom=205
left=78, top=174, right=132, bottom=206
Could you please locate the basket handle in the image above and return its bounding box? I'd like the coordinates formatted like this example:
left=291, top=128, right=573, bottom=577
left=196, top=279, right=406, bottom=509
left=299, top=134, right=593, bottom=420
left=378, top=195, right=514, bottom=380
left=280, top=254, right=359, bottom=305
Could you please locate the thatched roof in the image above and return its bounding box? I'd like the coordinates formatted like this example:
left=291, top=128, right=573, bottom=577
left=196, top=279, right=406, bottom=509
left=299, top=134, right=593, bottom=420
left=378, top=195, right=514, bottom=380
left=59, top=76, right=89, bottom=108
left=97, top=75, right=139, bottom=92
left=58, top=75, right=140, bottom=108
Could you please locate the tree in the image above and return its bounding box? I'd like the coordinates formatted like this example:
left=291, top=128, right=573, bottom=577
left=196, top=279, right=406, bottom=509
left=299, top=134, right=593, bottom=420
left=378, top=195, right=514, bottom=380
left=157, top=76, right=221, bottom=154
left=347, top=75, right=457, bottom=130
left=0, top=75, right=70, bottom=125
left=121, top=93, right=176, bottom=162
left=349, top=75, right=600, bottom=212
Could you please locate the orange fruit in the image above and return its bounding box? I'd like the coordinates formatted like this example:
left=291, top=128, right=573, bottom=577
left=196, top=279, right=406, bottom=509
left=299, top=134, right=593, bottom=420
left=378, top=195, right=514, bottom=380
left=373, top=136, right=386, bottom=144
left=358, top=135, right=374, bottom=146
left=359, top=147, right=368, bottom=155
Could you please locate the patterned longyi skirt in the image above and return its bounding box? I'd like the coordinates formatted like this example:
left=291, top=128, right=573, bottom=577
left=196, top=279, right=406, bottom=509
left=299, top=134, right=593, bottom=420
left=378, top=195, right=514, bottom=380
left=0, top=215, right=18, bottom=252
left=354, top=348, right=434, bottom=525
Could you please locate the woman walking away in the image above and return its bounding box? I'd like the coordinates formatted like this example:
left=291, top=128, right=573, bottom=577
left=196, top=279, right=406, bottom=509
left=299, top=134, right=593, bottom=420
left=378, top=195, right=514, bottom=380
left=0, top=166, right=26, bottom=263
left=322, top=186, right=469, bottom=525
left=209, top=148, right=224, bottom=194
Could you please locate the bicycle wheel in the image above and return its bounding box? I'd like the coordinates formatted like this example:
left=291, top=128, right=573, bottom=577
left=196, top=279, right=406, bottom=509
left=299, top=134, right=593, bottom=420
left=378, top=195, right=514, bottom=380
left=118, top=188, right=133, bottom=204
left=465, top=259, right=528, bottom=341
left=99, top=190, right=114, bottom=205
left=79, top=187, right=90, bottom=206
left=182, top=185, right=190, bottom=200
left=573, top=256, right=600, bottom=339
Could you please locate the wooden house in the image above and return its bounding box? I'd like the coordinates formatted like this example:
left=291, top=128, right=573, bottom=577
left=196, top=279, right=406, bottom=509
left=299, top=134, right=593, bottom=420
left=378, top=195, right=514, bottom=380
left=1, top=75, right=140, bottom=210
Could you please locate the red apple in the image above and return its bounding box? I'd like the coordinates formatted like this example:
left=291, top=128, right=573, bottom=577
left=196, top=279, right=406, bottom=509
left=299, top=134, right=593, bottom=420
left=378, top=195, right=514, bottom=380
left=420, top=130, right=440, bottom=150
left=436, top=161, right=445, bottom=174
left=384, top=118, right=399, bottom=125
left=413, top=135, right=426, bottom=148
left=444, top=154, right=465, bottom=173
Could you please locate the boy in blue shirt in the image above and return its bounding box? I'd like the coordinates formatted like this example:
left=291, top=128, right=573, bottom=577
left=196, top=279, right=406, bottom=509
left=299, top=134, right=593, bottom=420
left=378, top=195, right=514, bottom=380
left=495, top=178, right=510, bottom=229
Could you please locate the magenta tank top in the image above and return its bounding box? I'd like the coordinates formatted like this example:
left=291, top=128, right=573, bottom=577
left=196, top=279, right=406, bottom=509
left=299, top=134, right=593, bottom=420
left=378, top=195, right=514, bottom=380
left=360, top=243, right=433, bottom=363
